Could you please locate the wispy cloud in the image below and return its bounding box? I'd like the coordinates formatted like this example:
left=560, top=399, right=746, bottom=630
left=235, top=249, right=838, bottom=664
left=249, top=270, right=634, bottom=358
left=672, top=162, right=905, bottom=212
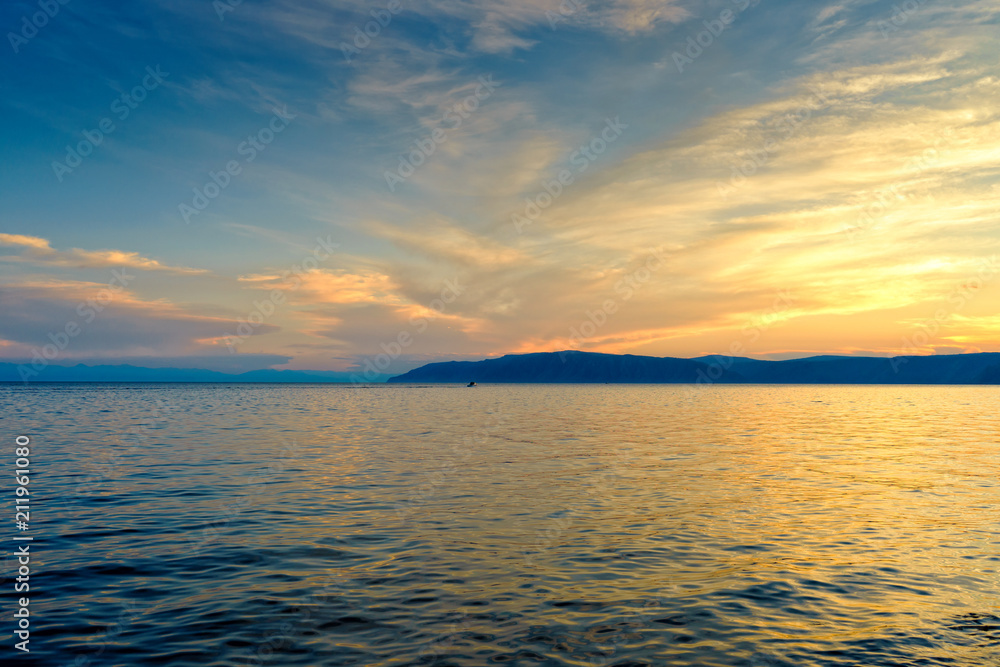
left=0, top=234, right=208, bottom=275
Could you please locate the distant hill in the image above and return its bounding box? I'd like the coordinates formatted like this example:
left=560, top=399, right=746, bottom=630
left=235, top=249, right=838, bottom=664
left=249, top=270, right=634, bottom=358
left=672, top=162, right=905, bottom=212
left=388, top=351, right=1000, bottom=384
left=0, top=363, right=350, bottom=383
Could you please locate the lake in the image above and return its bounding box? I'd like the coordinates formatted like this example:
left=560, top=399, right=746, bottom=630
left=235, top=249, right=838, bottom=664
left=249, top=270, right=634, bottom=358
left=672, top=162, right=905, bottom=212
left=3, top=383, right=998, bottom=666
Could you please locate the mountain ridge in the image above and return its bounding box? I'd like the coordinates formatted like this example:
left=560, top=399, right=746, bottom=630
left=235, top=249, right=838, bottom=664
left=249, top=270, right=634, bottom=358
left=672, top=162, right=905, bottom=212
left=387, top=351, right=1000, bottom=384
left=3, top=351, right=999, bottom=384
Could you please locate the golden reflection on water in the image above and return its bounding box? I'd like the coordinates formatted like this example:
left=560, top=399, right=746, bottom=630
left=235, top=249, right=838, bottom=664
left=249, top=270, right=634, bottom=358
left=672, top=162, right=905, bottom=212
left=268, top=384, right=999, bottom=664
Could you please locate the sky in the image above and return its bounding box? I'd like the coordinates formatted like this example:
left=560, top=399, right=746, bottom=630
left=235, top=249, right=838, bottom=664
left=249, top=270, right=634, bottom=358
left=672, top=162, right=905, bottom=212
left=1, top=0, right=998, bottom=378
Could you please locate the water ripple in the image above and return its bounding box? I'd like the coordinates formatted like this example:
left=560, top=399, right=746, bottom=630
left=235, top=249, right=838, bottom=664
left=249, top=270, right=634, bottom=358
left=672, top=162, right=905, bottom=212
left=1, top=383, right=997, bottom=666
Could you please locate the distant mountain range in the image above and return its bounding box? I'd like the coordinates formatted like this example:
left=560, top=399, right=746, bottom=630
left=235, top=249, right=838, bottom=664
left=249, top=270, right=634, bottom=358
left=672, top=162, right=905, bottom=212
left=3, top=351, right=999, bottom=384
left=387, top=351, right=1000, bottom=384
left=0, top=363, right=350, bottom=383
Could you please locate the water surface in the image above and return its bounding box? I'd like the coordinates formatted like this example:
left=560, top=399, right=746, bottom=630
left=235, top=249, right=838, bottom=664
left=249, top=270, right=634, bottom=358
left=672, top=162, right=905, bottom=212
left=3, top=383, right=998, bottom=666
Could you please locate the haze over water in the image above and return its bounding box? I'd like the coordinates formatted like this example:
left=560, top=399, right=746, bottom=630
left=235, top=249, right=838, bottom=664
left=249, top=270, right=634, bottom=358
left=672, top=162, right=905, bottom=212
left=5, top=383, right=998, bottom=666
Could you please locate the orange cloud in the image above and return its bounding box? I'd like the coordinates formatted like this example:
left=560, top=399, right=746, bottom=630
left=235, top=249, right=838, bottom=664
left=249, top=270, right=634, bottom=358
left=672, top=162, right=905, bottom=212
left=0, top=234, right=208, bottom=274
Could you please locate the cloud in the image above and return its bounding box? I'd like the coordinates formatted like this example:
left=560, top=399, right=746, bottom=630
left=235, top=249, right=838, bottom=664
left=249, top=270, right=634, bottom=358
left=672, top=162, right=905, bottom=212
left=202, top=0, right=1000, bottom=362
left=367, top=218, right=526, bottom=267
left=915, top=313, right=1000, bottom=349
left=246, top=0, right=688, bottom=60
left=0, top=234, right=50, bottom=250
left=425, top=0, right=689, bottom=47
left=815, top=3, right=850, bottom=24
left=598, top=0, right=690, bottom=33
left=238, top=268, right=404, bottom=306
left=7, top=0, right=998, bottom=370
left=237, top=265, right=486, bottom=337
left=0, top=234, right=208, bottom=275
left=360, top=50, right=1000, bottom=359
left=0, top=280, right=266, bottom=358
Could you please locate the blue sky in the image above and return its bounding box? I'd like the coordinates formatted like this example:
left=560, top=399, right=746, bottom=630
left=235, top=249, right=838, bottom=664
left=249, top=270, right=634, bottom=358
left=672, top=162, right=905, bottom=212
left=2, top=0, right=999, bottom=377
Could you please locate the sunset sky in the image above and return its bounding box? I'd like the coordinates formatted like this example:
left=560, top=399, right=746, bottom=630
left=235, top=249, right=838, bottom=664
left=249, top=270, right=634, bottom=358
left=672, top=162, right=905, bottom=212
left=2, top=0, right=998, bottom=377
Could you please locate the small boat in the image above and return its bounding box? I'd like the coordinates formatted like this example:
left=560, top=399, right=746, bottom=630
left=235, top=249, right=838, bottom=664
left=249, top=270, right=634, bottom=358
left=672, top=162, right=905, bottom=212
left=467, top=381, right=477, bottom=387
